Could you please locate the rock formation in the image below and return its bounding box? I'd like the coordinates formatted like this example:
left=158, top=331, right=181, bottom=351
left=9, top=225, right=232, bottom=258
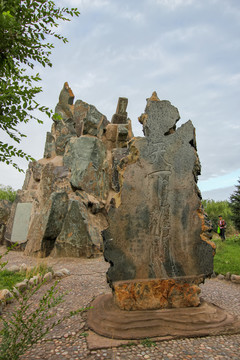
left=5, top=85, right=213, bottom=285
left=5, top=82, right=133, bottom=258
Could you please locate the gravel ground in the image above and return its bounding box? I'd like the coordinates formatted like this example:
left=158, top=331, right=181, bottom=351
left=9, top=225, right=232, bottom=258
left=1, top=248, right=240, bottom=360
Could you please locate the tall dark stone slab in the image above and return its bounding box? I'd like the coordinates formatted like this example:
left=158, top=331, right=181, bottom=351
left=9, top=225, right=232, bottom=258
left=103, top=91, right=214, bottom=310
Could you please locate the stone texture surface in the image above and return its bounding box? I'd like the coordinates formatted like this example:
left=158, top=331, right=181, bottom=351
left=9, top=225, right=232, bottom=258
left=104, top=92, right=214, bottom=288
left=24, top=191, right=69, bottom=257
left=111, top=148, right=129, bottom=192
left=0, top=200, right=12, bottom=225
left=7, top=264, right=20, bottom=272
left=63, top=136, right=109, bottom=200
left=0, top=199, right=12, bottom=244
left=113, top=277, right=201, bottom=310
left=44, top=132, right=56, bottom=159
left=0, top=289, right=14, bottom=307
left=43, top=272, right=53, bottom=282
left=73, top=100, right=109, bottom=137
left=105, top=124, right=118, bottom=144
left=55, top=82, right=74, bottom=121
left=231, top=274, right=240, bottom=284
left=111, top=97, right=128, bottom=124
left=53, top=200, right=102, bottom=258
left=15, top=281, right=28, bottom=292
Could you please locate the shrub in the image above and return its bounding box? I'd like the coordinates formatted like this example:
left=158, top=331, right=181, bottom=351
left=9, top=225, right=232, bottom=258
left=0, top=185, right=17, bottom=203
left=229, top=178, right=240, bottom=231
left=0, top=247, right=84, bottom=360
left=0, top=281, right=83, bottom=360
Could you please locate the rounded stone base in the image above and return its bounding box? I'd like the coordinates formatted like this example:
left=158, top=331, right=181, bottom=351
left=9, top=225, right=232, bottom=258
left=87, top=294, right=240, bottom=340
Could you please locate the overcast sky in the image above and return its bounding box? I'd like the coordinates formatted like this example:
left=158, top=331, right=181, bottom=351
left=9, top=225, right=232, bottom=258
left=1, top=0, right=240, bottom=201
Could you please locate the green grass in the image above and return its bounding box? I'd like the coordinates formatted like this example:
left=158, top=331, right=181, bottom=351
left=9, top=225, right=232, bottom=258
left=0, top=263, right=53, bottom=291
left=0, top=270, right=26, bottom=290
left=121, top=342, right=136, bottom=348
left=213, top=235, right=240, bottom=275
left=140, top=338, right=157, bottom=347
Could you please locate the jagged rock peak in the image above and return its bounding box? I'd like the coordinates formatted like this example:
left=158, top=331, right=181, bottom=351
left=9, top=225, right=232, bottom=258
left=59, top=82, right=74, bottom=105
left=148, top=91, right=160, bottom=103
left=5, top=84, right=134, bottom=259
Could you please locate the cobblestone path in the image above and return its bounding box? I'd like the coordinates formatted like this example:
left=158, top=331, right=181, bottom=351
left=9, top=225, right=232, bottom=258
left=1, top=248, right=239, bottom=360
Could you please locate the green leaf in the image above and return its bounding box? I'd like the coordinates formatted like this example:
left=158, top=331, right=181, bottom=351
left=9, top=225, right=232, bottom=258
left=0, top=0, right=79, bottom=171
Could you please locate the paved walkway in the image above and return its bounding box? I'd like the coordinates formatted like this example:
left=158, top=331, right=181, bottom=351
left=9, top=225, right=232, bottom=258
left=1, top=248, right=240, bottom=360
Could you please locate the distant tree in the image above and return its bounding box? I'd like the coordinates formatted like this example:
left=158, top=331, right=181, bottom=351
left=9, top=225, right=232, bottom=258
left=0, top=184, right=16, bottom=202
left=0, top=0, right=80, bottom=171
left=202, top=199, right=233, bottom=233
left=229, top=178, right=240, bottom=232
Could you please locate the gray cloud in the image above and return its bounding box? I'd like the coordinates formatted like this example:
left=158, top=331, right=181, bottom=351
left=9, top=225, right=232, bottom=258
left=1, top=0, right=240, bottom=193
left=202, top=186, right=235, bottom=202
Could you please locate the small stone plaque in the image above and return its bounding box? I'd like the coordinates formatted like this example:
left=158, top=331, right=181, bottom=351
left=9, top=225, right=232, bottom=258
left=11, top=203, right=32, bottom=244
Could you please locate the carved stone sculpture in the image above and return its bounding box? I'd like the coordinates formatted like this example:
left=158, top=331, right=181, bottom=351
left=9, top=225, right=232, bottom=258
left=88, top=92, right=240, bottom=341
left=103, top=91, right=214, bottom=309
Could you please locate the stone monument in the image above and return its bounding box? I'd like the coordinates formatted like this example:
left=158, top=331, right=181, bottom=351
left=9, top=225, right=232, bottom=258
left=88, top=92, right=240, bottom=340
left=103, top=91, right=214, bottom=310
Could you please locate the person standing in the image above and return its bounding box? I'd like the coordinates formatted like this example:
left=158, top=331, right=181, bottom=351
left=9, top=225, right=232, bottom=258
left=218, top=215, right=226, bottom=241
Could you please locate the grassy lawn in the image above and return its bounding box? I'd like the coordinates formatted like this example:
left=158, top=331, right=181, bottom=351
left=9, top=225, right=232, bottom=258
left=213, top=235, right=240, bottom=275
left=0, top=263, right=53, bottom=290
left=0, top=270, right=26, bottom=290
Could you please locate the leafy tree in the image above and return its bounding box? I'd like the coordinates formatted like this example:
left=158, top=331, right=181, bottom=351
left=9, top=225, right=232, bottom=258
left=0, top=184, right=16, bottom=202
left=0, top=0, right=80, bottom=171
left=230, top=178, right=240, bottom=231
left=202, top=199, right=233, bottom=233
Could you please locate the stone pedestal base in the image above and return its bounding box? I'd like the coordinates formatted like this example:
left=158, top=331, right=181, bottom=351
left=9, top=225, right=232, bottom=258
left=87, top=294, right=240, bottom=340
